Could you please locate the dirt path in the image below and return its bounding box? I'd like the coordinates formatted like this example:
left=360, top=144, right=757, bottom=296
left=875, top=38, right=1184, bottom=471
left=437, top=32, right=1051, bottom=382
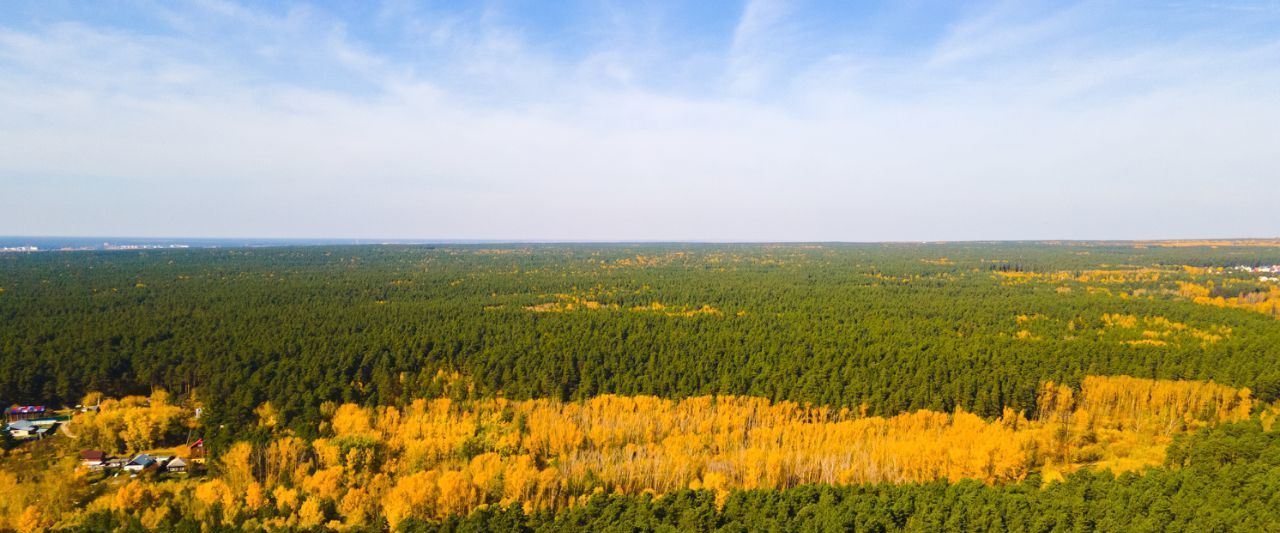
left=59, top=417, right=78, bottom=439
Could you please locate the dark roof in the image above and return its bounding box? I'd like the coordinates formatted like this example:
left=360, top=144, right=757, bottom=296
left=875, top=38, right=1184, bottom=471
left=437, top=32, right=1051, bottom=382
left=81, top=450, right=105, bottom=461
left=127, top=454, right=156, bottom=466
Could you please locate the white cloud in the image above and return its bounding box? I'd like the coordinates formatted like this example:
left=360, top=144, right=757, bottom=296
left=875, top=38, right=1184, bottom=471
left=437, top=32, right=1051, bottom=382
left=726, top=0, right=795, bottom=94
left=0, top=1, right=1278, bottom=240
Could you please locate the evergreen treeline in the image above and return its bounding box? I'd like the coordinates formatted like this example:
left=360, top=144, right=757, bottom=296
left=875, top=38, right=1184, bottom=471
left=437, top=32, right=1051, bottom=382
left=3, top=243, right=1280, bottom=435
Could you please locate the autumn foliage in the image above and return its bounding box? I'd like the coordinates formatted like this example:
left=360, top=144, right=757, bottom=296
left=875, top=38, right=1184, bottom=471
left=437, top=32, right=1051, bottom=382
left=1179, top=281, right=1280, bottom=319
left=72, top=389, right=190, bottom=454
left=0, top=375, right=1257, bottom=529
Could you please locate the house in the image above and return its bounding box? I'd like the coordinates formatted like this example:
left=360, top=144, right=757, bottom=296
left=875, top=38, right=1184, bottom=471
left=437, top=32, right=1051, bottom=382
left=123, top=454, right=156, bottom=472
left=166, top=457, right=188, bottom=473
left=5, top=406, right=45, bottom=422
left=7, top=420, right=36, bottom=437
left=189, top=438, right=205, bottom=459
left=6, top=419, right=50, bottom=439
left=81, top=450, right=106, bottom=468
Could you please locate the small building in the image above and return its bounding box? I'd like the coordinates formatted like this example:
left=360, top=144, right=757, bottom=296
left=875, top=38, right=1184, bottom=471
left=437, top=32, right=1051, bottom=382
left=6, top=420, right=50, bottom=439
left=81, top=450, right=106, bottom=468
left=166, top=457, right=188, bottom=473
left=189, top=438, right=205, bottom=459
left=5, top=406, right=45, bottom=422
left=123, top=454, right=156, bottom=472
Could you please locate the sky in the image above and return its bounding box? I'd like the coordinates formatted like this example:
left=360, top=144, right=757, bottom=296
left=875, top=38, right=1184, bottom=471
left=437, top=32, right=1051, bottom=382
left=1, top=0, right=1279, bottom=242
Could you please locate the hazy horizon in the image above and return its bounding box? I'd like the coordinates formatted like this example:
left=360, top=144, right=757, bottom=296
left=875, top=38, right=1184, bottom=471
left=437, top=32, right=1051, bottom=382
left=3, top=1, right=1279, bottom=241
left=4, top=234, right=1280, bottom=247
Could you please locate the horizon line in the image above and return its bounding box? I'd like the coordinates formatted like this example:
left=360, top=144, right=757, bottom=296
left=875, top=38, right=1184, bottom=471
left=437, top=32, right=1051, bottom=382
left=4, top=235, right=1280, bottom=246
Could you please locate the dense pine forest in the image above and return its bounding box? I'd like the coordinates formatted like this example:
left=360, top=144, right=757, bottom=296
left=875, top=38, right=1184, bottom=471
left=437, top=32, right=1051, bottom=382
left=4, top=243, right=1280, bottom=429
left=4, top=241, right=1280, bottom=531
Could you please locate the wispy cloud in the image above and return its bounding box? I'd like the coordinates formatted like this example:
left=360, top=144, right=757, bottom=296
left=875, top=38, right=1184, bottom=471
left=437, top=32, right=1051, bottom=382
left=726, top=0, right=795, bottom=94
left=0, top=1, right=1278, bottom=240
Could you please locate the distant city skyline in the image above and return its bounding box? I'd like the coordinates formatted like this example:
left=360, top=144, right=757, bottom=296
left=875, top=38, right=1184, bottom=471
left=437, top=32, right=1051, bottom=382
left=3, top=1, right=1279, bottom=241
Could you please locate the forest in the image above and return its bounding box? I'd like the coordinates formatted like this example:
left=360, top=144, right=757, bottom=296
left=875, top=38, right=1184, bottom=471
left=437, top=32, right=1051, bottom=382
left=4, top=241, right=1280, bottom=531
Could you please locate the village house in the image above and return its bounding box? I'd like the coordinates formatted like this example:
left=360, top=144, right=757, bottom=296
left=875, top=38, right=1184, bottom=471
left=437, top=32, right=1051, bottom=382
left=189, top=438, right=205, bottom=460
left=5, top=405, right=45, bottom=422
left=123, top=454, right=156, bottom=473
left=166, top=456, right=188, bottom=474
left=80, top=449, right=107, bottom=469
left=6, top=419, right=51, bottom=440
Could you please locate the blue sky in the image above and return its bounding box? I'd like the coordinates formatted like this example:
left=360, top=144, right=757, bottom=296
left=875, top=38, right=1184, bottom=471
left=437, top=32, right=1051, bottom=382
left=2, top=0, right=1279, bottom=241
